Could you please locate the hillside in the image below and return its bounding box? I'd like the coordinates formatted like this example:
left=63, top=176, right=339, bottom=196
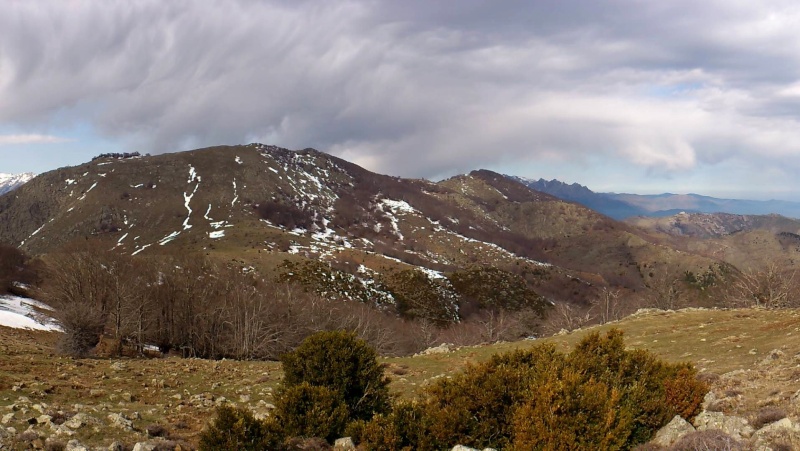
left=629, top=212, right=800, bottom=273
left=0, top=145, right=724, bottom=310
left=3, top=307, right=800, bottom=449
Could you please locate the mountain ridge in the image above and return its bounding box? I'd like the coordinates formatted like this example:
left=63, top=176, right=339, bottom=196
left=509, top=176, right=800, bottom=219
left=0, top=144, right=723, bottom=308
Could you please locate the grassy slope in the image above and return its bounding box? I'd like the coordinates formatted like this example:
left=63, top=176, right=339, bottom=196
left=3, top=308, right=800, bottom=447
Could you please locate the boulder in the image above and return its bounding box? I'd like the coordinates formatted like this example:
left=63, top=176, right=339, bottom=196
left=652, top=415, right=696, bottom=446
left=693, top=411, right=754, bottom=440
left=65, top=440, right=90, bottom=451
left=107, top=412, right=134, bottom=431
left=334, top=437, right=356, bottom=450
left=132, top=442, right=157, bottom=451
left=751, top=417, right=800, bottom=449
left=65, top=412, right=100, bottom=430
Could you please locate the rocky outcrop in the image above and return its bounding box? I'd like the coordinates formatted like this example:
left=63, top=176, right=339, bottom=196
left=693, top=411, right=754, bottom=440
left=652, top=415, right=696, bottom=446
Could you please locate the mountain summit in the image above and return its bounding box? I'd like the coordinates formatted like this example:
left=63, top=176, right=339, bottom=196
left=0, top=172, right=35, bottom=195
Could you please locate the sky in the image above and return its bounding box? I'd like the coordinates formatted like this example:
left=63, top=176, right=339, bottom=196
left=2, top=1, right=800, bottom=200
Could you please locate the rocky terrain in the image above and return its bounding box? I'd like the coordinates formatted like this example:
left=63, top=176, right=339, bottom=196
left=3, top=308, right=800, bottom=449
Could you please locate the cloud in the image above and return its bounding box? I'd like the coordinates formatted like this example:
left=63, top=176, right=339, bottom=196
left=2, top=0, right=800, bottom=191
left=0, top=134, right=71, bottom=145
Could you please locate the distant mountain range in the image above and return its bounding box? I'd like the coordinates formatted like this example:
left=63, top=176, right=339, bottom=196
left=0, top=173, right=35, bottom=196
left=509, top=177, right=800, bottom=220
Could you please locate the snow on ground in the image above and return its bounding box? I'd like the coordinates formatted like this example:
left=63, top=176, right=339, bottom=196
left=209, top=230, right=225, bottom=239
left=381, top=198, right=417, bottom=214
left=0, top=296, right=60, bottom=331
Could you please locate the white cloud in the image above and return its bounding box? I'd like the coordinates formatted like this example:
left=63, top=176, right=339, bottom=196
left=0, top=134, right=71, bottom=145
left=3, top=1, right=800, bottom=195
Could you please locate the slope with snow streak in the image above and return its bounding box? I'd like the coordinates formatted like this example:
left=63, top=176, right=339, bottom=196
left=0, top=296, right=60, bottom=331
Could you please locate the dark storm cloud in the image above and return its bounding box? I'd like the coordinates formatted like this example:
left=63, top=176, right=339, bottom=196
left=2, top=0, right=800, bottom=180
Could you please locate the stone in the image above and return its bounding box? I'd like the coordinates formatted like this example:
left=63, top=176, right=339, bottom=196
left=65, top=413, right=99, bottom=430
left=108, top=441, right=124, bottom=451
left=107, top=412, right=134, bottom=431
left=693, top=411, right=754, bottom=440
left=452, top=446, right=479, bottom=451
left=652, top=415, right=696, bottom=446
left=334, top=437, right=356, bottom=450
left=121, top=392, right=135, bottom=402
left=132, top=443, right=156, bottom=451
left=752, top=418, right=800, bottom=449
left=36, top=414, right=52, bottom=425
left=1, top=413, right=14, bottom=424
left=418, top=343, right=454, bottom=355
left=110, top=362, right=127, bottom=371
left=65, top=439, right=90, bottom=451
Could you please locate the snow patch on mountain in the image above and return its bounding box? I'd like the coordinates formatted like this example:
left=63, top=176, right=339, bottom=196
left=0, top=172, right=35, bottom=195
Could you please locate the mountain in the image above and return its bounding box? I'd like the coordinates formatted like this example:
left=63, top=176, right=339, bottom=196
left=627, top=212, right=800, bottom=239
left=608, top=192, right=800, bottom=218
left=508, top=177, right=649, bottom=219
left=509, top=176, right=800, bottom=219
left=628, top=211, right=800, bottom=276
left=0, top=172, right=35, bottom=195
left=0, top=144, right=721, bottom=307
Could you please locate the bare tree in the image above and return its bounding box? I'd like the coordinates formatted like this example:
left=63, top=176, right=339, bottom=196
left=39, top=251, right=115, bottom=356
left=593, top=287, right=622, bottom=324
left=546, top=302, right=593, bottom=334
left=645, top=270, right=685, bottom=310
left=726, top=264, right=798, bottom=309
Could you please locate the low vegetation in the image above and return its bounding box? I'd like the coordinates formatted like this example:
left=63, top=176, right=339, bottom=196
left=200, top=329, right=706, bottom=450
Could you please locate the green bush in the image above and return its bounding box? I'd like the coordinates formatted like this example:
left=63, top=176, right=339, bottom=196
left=359, top=329, right=708, bottom=450
left=280, top=330, right=390, bottom=421
left=199, top=405, right=282, bottom=451
left=275, top=382, right=350, bottom=442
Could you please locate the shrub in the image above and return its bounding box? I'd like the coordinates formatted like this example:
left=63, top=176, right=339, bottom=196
left=668, top=430, right=742, bottom=451
left=280, top=330, right=390, bottom=422
left=359, top=329, right=708, bottom=450
left=199, top=405, right=282, bottom=451
left=753, top=406, right=787, bottom=429
left=275, top=382, right=350, bottom=443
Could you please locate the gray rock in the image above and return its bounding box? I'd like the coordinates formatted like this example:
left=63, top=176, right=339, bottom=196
left=751, top=417, right=800, bottom=448
left=36, top=414, right=52, bottom=426
left=452, top=446, right=479, bottom=451
left=49, top=423, right=77, bottom=436
left=132, top=442, right=156, bottom=451
left=65, top=440, right=90, bottom=451
left=1, top=413, right=14, bottom=424
left=65, top=413, right=99, bottom=430
left=334, top=437, right=356, bottom=450
left=693, top=411, right=754, bottom=440
left=107, top=413, right=134, bottom=431
left=110, top=362, right=127, bottom=371
left=652, top=415, right=696, bottom=446
left=108, top=441, right=124, bottom=451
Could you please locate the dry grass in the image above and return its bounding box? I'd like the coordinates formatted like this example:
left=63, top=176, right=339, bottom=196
left=4, top=307, right=800, bottom=448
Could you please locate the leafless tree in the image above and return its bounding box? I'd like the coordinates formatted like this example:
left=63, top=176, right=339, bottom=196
left=645, top=270, right=685, bottom=310
left=546, top=302, right=593, bottom=334
left=726, top=264, right=798, bottom=309
left=593, top=287, right=622, bottom=324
